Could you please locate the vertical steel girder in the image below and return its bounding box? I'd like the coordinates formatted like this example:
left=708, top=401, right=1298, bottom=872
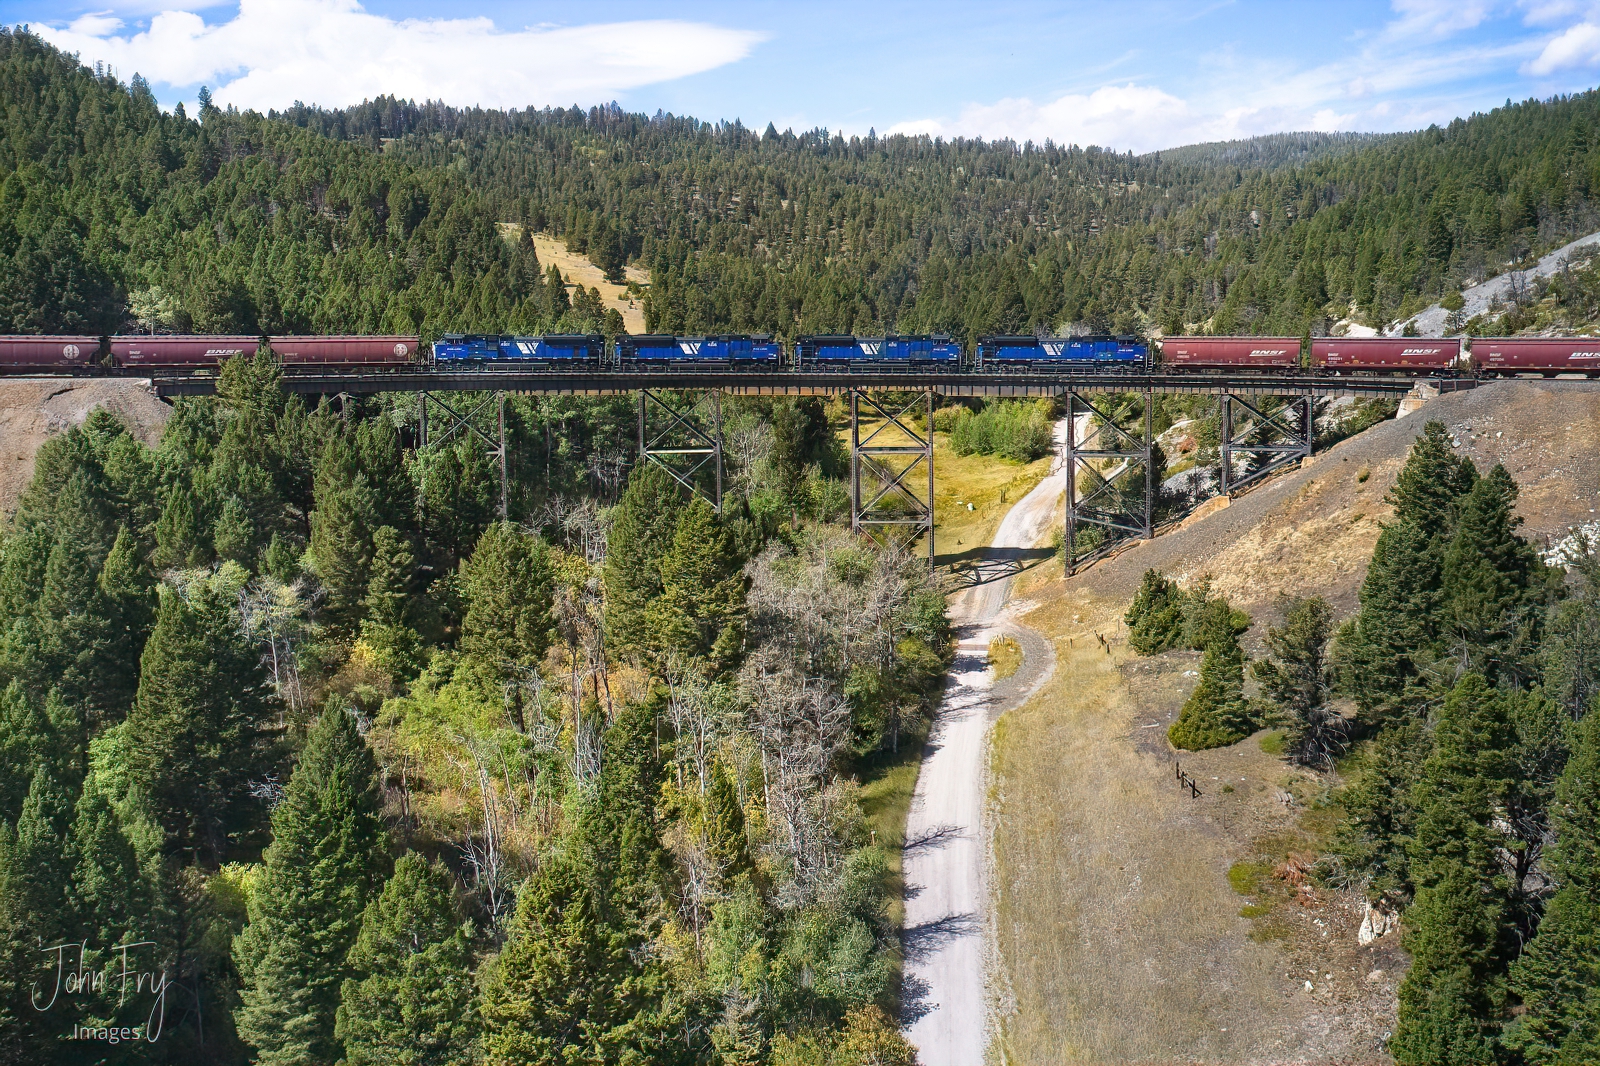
left=638, top=389, right=724, bottom=512
left=419, top=391, right=508, bottom=519
left=1219, top=394, right=1314, bottom=496
left=1064, top=389, right=1154, bottom=573
left=850, top=390, right=935, bottom=562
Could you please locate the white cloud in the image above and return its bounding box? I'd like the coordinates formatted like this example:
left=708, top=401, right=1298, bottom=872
left=1387, top=0, right=1495, bottom=38
left=887, top=0, right=1555, bottom=154
left=68, top=11, right=125, bottom=36
left=889, top=84, right=1199, bottom=153
left=1527, top=19, right=1600, bottom=71
left=39, top=0, right=766, bottom=111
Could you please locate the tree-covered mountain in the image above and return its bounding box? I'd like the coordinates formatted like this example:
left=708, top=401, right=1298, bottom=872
left=7, top=25, right=1600, bottom=347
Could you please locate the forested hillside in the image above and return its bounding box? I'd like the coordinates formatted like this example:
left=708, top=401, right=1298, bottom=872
left=7, top=27, right=1600, bottom=346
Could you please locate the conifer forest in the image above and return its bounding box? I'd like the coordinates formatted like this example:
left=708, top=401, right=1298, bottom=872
left=4, top=19, right=1600, bottom=1066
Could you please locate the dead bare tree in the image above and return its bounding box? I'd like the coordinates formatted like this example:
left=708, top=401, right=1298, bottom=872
left=236, top=575, right=317, bottom=720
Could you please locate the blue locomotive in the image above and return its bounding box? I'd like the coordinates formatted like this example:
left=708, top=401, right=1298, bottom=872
left=616, top=334, right=782, bottom=366
left=433, top=334, right=607, bottom=366
left=792, top=334, right=962, bottom=368
left=975, top=334, right=1147, bottom=370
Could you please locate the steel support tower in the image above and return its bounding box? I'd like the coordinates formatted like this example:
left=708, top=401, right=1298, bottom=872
left=850, top=390, right=935, bottom=562
left=419, top=390, right=509, bottom=519
left=1064, top=389, right=1154, bottom=573
left=1219, top=393, right=1314, bottom=496
left=638, top=389, right=724, bottom=512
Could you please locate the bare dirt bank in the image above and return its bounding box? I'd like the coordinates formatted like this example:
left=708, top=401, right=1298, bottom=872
left=0, top=377, right=171, bottom=517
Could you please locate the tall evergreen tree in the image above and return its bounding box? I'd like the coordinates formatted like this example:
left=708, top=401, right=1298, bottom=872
left=1441, top=464, right=1544, bottom=681
left=234, top=706, right=390, bottom=1066
left=0, top=766, right=74, bottom=1063
left=1389, top=420, right=1479, bottom=534
left=0, top=682, right=81, bottom=823
left=1125, top=568, right=1185, bottom=655
left=1507, top=708, right=1600, bottom=1064
left=335, top=853, right=476, bottom=1066
left=644, top=498, right=746, bottom=673
left=1391, top=674, right=1516, bottom=1066
left=308, top=431, right=383, bottom=627
left=1253, top=596, right=1346, bottom=766
left=1168, top=614, right=1253, bottom=751
left=123, top=581, right=274, bottom=864
left=360, top=525, right=423, bottom=680
left=459, top=522, right=552, bottom=678
left=603, top=465, right=685, bottom=653
left=1339, top=422, right=1478, bottom=725
left=481, top=700, right=681, bottom=1065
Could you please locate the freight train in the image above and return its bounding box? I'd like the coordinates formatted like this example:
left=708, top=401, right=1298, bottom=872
left=2, top=332, right=1598, bottom=377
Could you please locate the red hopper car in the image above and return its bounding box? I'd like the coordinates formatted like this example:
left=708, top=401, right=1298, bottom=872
left=1469, top=337, right=1600, bottom=377
left=1312, top=337, right=1461, bottom=373
left=0, top=336, right=101, bottom=371
left=1158, top=336, right=1301, bottom=369
left=109, top=335, right=259, bottom=369
left=269, top=335, right=418, bottom=369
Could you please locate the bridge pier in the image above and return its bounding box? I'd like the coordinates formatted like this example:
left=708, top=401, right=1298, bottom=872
left=1063, top=389, right=1154, bottom=574
left=1219, top=393, right=1314, bottom=496
left=849, top=389, right=935, bottom=562
left=638, top=389, right=724, bottom=512
left=418, top=390, right=509, bottom=519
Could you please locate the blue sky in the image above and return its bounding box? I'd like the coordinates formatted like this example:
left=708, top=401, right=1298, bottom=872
left=12, top=0, right=1600, bottom=152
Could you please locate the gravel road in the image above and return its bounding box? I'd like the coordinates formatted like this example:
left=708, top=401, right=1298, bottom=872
left=902, top=420, right=1068, bottom=1064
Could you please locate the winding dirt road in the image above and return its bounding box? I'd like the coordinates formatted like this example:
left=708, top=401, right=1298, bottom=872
left=903, top=421, right=1070, bottom=1064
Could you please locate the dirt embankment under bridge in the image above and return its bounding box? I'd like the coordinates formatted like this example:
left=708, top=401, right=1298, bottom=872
left=0, top=377, right=172, bottom=517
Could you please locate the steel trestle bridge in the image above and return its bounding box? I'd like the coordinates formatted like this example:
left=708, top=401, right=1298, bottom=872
left=142, top=366, right=1475, bottom=571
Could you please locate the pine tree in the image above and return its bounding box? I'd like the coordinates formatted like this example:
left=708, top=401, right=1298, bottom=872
left=234, top=706, right=391, bottom=1066
left=335, top=853, right=476, bottom=1066
left=0, top=681, right=81, bottom=823
left=1253, top=597, right=1346, bottom=766
left=644, top=497, right=746, bottom=672
left=1168, top=600, right=1254, bottom=751
left=459, top=522, right=552, bottom=677
left=603, top=465, right=685, bottom=653
left=123, top=582, right=273, bottom=864
left=1339, top=421, right=1480, bottom=725
left=481, top=700, right=679, bottom=1065
left=1125, top=568, right=1185, bottom=655
left=1390, top=420, right=1478, bottom=534
left=1390, top=674, right=1516, bottom=1066
left=309, top=430, right=383, bottom=627
left=152, top=479, right=210, bottom=570
left=1441, top=464, right=1543, bottom=680
left=360, top=525, right=422, bottom=680
left=1507, top=709, right=1600, bottom=1064
left=95, top=524, right=154, bottom=718
left=65, top=770, right=170, bottom=1040
left=0, top=766, right=74, bottom=1062
left=1340, top=518, right=1446, bottom=726
left=1337, top=718, right=1431, bottom=897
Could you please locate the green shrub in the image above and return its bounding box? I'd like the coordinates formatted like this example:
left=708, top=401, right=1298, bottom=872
left=948, top=400, right=1054, bottom=462
left=1258, top=730, right=1287, bottom=755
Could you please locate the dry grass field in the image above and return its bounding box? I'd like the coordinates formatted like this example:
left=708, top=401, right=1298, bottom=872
left=496, top=225, right=649, bottom=332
